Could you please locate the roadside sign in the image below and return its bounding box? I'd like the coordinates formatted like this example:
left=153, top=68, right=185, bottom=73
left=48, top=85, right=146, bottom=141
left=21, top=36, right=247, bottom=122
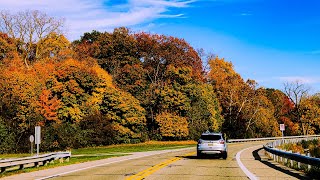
left=29, top=135, right=34, bottom=142
left=35, top=126, right=41, bottom=144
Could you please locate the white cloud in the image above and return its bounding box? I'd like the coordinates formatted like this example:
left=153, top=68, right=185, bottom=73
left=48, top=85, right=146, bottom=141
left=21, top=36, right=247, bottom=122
left=0, top=0, right=196, bottom=40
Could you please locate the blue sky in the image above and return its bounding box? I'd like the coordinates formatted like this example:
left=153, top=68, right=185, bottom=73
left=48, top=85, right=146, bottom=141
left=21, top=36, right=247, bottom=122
left=1, top=0, right=320, bottom=92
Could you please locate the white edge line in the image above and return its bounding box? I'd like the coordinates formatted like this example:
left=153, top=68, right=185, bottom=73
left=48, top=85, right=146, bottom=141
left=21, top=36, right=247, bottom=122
left=35, top=147, right=194, bottom=180
left=236, top=145, right=260, bottom=180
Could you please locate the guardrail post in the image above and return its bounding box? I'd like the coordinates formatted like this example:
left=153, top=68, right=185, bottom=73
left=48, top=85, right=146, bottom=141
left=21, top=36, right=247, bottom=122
left=307, top=153, right=311, bottom=170
left=1, top=167, right=5, bottom=173
left=35, top=162, right=39, bottom=168
left=284, top=151, right=287, bottom=164
left=43, top=160, right=48, bottom=166
left=288, top=150, right=293, bottom=167
left=50, top=158, right=54, bottom=164
left=297, top=153, right=301, bottom=169
left=19, top=164, right=24, bottom=170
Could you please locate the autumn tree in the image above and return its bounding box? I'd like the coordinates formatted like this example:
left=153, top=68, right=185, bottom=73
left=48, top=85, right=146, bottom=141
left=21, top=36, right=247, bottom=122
left=284, top=81, right=310, bottom=135
left=0, top=10, right=64, bottom=67
left=155, top=112, right=189, bottom=140
left=208, top=56, right=280, bottom=138
left=74, top=28, right=213, bottom=140
left=243, top=88, right=280, bottom=137
left=265, top=88, right=298, bottom=135
left=0, top=32, right=18, bottom=61
left=98, top=84, right=147, bottom=143
left=135, top=32, right=204, bottom=84
left=36, top=32, right=70, bottom=60
left=185, top=84, right=223, bottom=140
left=135, top=32, right=206, bottom=135
left=208, top=56, right=246, bottom=137
left=0, top=58, right=45, bottom=152
left=299, top=95, right=320, bottom=135
left=0, top=52, right=148, bottom=151
left=74, top=27, right=140, bottom=77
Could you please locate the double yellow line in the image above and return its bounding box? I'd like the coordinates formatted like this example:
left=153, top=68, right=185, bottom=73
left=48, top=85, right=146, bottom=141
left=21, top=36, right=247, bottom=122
left=126, top=152, right=195, bottom=180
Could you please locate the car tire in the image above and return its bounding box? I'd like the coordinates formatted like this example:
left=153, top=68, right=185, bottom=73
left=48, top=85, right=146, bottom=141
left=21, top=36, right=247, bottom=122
left=222, top=152, right=227, bottom=159
left=197, top=150, right=202, bottom=158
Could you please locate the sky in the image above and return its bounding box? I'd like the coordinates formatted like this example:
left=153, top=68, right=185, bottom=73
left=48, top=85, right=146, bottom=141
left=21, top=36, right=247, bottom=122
left=1, top=0, right=320, bottom=93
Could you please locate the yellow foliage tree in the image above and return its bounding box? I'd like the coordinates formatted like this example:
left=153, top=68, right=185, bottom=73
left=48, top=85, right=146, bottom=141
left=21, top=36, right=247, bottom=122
left=155, top=112, right=189, bottom=139
left=36, top=32, right=70, bottom=60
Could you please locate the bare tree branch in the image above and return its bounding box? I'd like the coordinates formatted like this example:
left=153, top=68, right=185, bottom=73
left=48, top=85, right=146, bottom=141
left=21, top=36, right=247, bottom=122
left=284, top=80, right=310, bottom=135
left=0, top=10, right=65, bottom=67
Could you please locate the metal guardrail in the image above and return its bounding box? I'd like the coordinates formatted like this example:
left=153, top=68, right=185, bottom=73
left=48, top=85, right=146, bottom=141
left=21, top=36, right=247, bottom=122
left=229, top=135, right=320, bottom=171
left=263, top=137, right=320, bottom=170
left=264, top=144, right=320, bottom=166
left=0, top=151, right=71, bottom=173
left=227, top=135, right=320, bottom=143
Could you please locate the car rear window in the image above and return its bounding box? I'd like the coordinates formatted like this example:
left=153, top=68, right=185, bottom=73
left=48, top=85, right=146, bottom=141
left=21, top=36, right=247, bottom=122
left=201, top=135, right=221, bottom=140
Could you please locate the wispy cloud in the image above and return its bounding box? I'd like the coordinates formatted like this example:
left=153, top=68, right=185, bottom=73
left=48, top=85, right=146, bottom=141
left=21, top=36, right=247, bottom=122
left=278, top=76, right=320, bottom=84
left=0, top=0, right=196, bottom=40
left=240, top=13, right=252, bottom=16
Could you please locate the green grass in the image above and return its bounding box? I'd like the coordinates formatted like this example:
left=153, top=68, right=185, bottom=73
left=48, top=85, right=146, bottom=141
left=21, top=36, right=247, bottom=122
left=72, top=141, right=196, bottom=155
left=0, top=141, right=196, bottom=178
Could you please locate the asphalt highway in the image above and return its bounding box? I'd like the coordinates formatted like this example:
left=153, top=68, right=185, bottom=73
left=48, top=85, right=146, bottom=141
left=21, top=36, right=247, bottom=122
left=4, top=141, right=308, bottom=180
left=50, top=142, right=263, bottom=180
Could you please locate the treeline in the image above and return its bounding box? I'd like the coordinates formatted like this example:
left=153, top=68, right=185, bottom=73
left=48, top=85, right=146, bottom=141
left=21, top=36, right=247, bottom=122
left=0, top=11, right=319, bottom=153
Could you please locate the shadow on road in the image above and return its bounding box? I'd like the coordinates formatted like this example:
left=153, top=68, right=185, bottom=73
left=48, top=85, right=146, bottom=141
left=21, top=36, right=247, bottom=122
left=252, top=148, right=309, bottom=180
left=178, top=155, right=225, bottom=160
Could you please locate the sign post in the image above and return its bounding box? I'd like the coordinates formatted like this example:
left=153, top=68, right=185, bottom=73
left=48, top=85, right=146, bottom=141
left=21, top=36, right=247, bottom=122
left=35, top=126, right=41, bottom=156
left=29, top=135, right=34, bottom=156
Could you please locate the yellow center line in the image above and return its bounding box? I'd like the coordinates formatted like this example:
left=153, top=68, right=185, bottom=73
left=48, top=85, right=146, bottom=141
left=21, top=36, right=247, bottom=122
left=126, top=152, right=196, bottom=180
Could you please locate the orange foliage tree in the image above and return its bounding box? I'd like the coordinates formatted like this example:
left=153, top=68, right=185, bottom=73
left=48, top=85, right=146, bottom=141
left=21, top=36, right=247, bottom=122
left=265, top=88, right=298, bottom=135
left=74, top=28, right=222, bottom=141
left=208, top=56, right=280, bottom=138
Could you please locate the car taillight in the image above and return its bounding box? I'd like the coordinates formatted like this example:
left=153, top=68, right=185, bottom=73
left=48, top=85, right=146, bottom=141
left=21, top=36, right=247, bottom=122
left=218, top=140, right=225, bottom=144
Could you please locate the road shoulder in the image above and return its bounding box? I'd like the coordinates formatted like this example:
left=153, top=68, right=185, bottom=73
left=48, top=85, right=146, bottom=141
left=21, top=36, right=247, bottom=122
left=239, top=145, right=309, bottom=179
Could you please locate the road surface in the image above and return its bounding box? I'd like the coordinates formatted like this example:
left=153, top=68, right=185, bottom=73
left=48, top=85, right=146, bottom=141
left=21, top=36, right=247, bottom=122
left=3, top=141, right=308, bottom=180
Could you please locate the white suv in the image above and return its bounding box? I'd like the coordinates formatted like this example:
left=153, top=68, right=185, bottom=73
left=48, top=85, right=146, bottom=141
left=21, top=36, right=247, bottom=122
left=197, top=132, right=227, bottom=159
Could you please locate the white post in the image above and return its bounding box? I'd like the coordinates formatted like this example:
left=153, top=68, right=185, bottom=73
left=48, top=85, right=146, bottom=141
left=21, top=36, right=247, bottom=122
left=31, top=143, right=33, bottom=156
left=37, top=144, right=39, bottom=156
left=35, top=126, right=41, bottom=156
left=297, top=153, right=301, bottom=169
left=307, top=153, right=311, bottom=170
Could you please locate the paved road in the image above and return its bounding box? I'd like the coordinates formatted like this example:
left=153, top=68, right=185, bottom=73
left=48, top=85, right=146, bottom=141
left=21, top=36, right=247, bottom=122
left=3, top=141, right=308, bottom=180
